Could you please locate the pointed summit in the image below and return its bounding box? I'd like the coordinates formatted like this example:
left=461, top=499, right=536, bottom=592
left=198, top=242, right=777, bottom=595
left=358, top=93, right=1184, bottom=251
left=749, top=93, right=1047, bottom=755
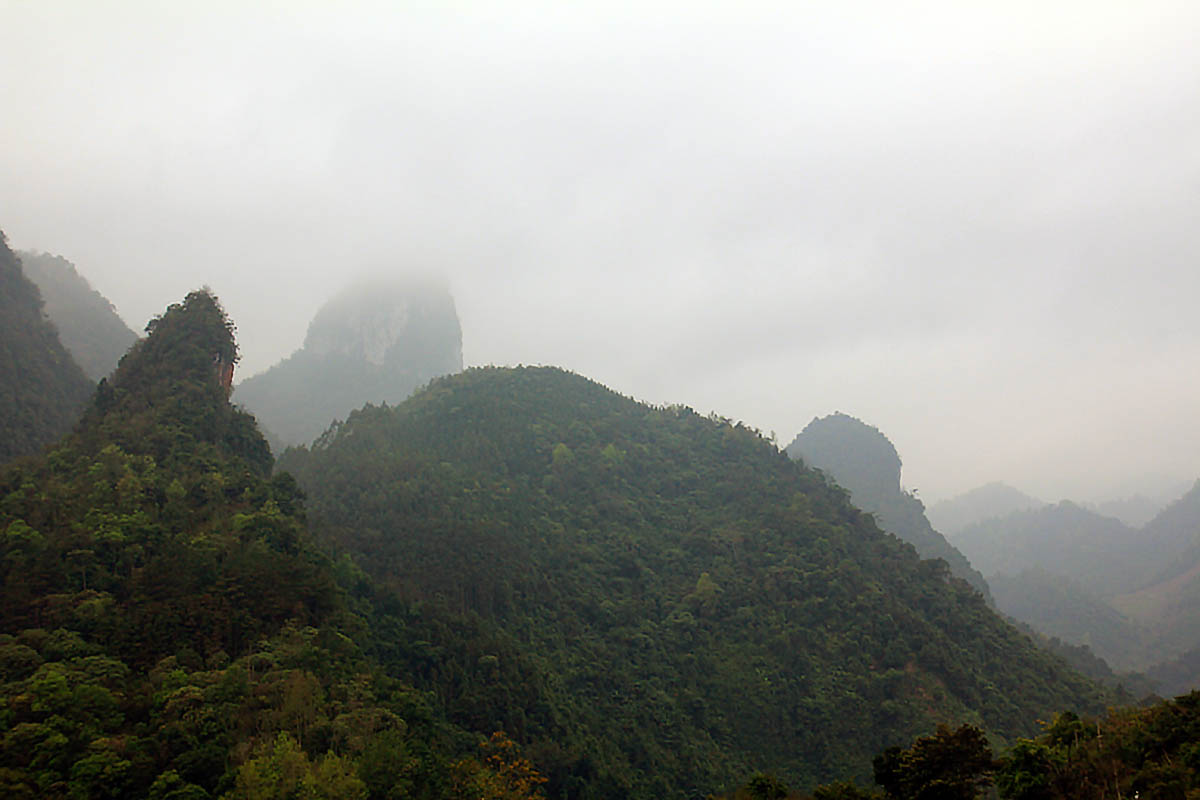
left=787, top=412, right=991, bottom=599
left=79, top=288, right=270, bottom=474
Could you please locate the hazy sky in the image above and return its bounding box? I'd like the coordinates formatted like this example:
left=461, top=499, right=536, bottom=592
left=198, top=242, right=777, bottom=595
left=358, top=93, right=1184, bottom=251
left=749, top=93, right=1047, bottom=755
left=3, top=1, right=1199, bottom=503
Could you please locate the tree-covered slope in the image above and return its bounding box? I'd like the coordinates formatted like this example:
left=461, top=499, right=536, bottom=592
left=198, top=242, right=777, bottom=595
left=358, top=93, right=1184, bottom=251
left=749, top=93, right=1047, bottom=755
left=0, top=230, right=93, bottom=465
left=785, top=413, right=991, bottom=600
left=0, top=290, right=531, bottom=800
left=280, top=367, right=1114, bottom=796
left=17, top=249, right=138, bottom=381
left=235, top=277, right=463, bottom=448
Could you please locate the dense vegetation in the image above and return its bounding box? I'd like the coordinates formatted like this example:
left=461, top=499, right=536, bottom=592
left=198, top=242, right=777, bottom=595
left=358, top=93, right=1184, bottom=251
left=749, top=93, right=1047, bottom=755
left=281, top=367, right=1115, bottom=796
left=235, top=278, right=463, bottom=448
left=7, top=280, right=1196, bottom=799
left=720, top=692, right=1200, bottom=799
left=0, top=290, right=541, bottom=799
left=988, top=692, right=1200, bottom=799
left=17, top=250, right=138, bottom=381
left=785, top=413, right=990, bottom=600
left=0, top=230, right=94, bottom=465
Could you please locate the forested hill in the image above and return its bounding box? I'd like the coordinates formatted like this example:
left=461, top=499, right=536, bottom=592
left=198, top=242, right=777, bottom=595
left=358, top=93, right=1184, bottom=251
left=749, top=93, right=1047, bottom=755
left=785, top=413, right=991, bottom=600
left=0, top=290, right=536, bottom=799
left=280, top=366, right=1114, bottom=795
left=0, top=230, right=93, bottom=464
left=17, top=249, right=138, bottom=381
left=235, top=277, right=463, bottom=448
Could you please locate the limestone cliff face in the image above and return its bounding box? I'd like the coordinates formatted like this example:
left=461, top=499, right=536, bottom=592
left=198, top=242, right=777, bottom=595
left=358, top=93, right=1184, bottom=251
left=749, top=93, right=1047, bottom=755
left=235, top=277, right=463, bottom=448
left=302, top=279, right=463, bottom=369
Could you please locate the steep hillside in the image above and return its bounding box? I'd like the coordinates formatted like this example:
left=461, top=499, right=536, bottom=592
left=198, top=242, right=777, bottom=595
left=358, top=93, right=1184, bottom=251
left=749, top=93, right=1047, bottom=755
left=235, top=277, right=463, bottom=447
left=927, top=482, right=1044, bottom=535
left=280, top=368, right=1113, bottom=795
left=17, top=249, right=138, bottom=380
left=0, top=290, right=516, bottom=799
left=785, top=413, right=991, bottom=599
left=0, top=230, right=93, bottom=464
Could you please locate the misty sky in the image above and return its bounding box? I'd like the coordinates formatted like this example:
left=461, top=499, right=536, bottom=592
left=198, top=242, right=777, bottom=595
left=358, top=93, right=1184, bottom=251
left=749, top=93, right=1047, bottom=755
left=3, top=2, right=1199, bottom=503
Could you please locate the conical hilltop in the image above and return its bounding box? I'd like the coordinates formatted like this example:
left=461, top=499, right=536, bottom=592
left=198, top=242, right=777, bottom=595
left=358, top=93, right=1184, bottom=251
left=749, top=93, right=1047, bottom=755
left=0, top=289, right=512, bottom=799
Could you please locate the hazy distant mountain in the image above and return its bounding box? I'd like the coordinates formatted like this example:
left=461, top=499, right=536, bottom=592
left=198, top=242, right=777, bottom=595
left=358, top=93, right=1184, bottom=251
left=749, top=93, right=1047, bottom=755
left=951, top=483, right=1200, bottom=682
left=1109, top=482, right=1200, bottom=662
left=952, top=502, right=1149, bottom=596
left=17, top=250, right=138, bottom=380
left=988, top=569, right=1150, bottom=671
left=927, top=482, right=1044, bottom=535
left=1146, top=646, right=1200, bottom=698
left=0, top=232, right=93, bottom=463
left=235, top=277, right=463, bottom=447
left=785, top=412, right=991, bottom=599
left=1136, top=480, right=1200, bottom=584
left=1085, top=492, right=1181, bottom=529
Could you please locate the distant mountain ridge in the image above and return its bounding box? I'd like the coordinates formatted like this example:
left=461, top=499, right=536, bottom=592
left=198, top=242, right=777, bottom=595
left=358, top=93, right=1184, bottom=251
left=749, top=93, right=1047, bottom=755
left=987, top=569, right=1150, bottom=671
left=785, top=412, right=992, bottom=600
left=17, top=249, right=138, bottom=380
left=235, top=276, right=463, bottom=447
left=927, top=482, right=1044, bottom=535
left=947, top=482, right=1200, bottom=679
left=951, top=501, right=1147, bottom=595
left=0, top=232, right=93, bottom=464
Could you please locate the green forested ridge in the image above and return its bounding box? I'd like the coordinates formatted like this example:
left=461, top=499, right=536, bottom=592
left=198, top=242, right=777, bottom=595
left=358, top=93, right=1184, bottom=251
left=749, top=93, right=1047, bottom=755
left=280, top=366, right=1115, bottom=796
left=0, top=290, right=542, bottom=799
left=785, top=413, right=991, bottom=600
left=17, top=250, right=139, bottom=381
left=0, top=231, right=94, bottom=465
left=0, top=283, right=1163, bottom=799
